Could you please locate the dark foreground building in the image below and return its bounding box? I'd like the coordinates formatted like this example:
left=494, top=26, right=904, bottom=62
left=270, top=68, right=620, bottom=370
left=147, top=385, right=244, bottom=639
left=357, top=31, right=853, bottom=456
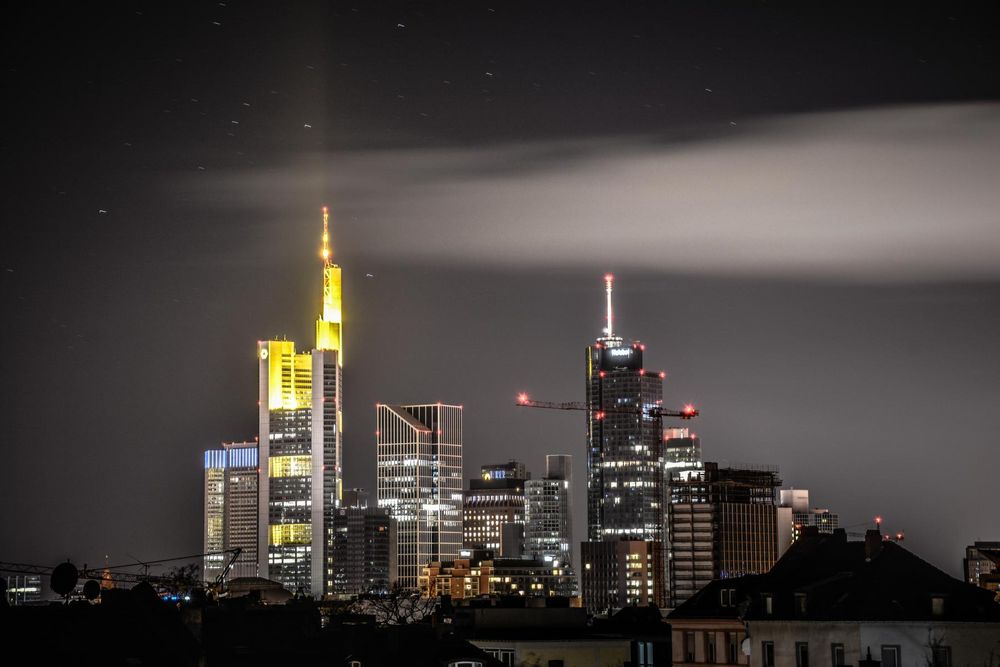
left=668, top=527, right=1000, bottom=667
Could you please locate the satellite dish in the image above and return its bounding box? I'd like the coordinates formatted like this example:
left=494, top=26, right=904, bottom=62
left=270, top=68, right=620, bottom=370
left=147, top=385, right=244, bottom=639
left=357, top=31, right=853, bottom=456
left=83, top=579, right=101, bottom=600
left=51, top=562, right=79, bottom=596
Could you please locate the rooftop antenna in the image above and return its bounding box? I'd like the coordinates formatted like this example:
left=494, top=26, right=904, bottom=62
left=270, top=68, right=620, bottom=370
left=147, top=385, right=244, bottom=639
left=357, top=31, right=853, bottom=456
left=604, top=273, right=614, bottom=336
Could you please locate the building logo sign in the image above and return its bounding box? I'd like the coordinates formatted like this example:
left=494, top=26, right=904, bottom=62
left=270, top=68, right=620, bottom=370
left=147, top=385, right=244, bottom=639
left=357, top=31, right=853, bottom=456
left=608, top=347, right=633, bottom=357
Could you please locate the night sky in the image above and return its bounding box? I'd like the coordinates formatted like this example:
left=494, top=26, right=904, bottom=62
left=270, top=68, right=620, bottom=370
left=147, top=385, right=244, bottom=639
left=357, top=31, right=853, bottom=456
left=3, top=2, right=1000, bottom=581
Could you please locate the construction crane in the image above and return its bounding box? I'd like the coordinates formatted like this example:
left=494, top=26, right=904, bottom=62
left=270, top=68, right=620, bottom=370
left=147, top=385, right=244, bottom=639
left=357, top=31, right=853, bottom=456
left=516, top=394, right=698, bottom=422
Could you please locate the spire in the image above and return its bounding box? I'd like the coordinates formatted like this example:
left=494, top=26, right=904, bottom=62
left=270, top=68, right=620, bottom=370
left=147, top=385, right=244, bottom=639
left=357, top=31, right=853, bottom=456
left=315, top=205, right=343, bottom=353
left=604, top=273, right=614, bottom=337
left=321, top=206, right=331, bottom=264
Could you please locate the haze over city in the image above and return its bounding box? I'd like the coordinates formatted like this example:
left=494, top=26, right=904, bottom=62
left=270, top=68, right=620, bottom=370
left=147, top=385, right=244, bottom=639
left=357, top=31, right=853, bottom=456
left=4, top=0, right=999, bottom=598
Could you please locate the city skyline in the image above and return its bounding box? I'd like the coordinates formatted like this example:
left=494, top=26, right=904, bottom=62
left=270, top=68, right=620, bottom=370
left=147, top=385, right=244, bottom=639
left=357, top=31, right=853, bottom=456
left=4, top=2, right=999, bottom=589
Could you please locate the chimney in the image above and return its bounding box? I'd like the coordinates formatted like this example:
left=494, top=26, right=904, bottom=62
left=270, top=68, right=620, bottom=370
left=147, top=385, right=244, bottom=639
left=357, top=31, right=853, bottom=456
left=864, top=529, right=883, bottom=561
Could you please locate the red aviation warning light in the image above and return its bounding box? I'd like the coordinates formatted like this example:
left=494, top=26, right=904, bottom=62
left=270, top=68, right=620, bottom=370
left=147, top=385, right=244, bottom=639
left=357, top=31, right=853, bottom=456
left=875, top=516, right=882, bottom=526
left=682, top=404, right=697, bottom=418
left=517, top=393, right=529, bottom=405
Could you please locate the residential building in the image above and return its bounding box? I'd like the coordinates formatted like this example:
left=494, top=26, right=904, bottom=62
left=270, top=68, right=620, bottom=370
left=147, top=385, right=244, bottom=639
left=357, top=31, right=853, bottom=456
left=330, top=505, right=396, bottom=596
left=525, top=454, right=573, bottom=566
left=581, top=540, right=666, bottom=610
left=203, top=442, right=259, bottom=582
left=449, top=602, right=672, bottom=667
left=964, top=541, right=1000, bottom=593
left=257, top=207, right=344, bottom=597
left=668, top=527, right=1000, bottom=667
left=667, top=462, right=781, bottom=607
left=464, top=461, right=528, bottom=557
left=377, top=403, right=463, bottom=589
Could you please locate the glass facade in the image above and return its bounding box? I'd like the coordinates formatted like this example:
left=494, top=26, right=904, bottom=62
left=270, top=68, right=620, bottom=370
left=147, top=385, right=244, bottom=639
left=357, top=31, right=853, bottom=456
left=376, top=404, right=463, bottom=589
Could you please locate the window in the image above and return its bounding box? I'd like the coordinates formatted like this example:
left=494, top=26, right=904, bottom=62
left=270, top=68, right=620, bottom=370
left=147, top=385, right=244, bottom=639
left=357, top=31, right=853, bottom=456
left=705, top=633, right=717, bottom=663
left=794, top=593, right=807, bottom=616
left=448, top=663, right=482, bottom=667
left=727, top=633, right=739, bottom=664
left=931, top=595, right=945, bottom=617
left=881, top=645, right=900, bottom=667
left=831, top=644, right=845, bottom=666
left=931, top=646, right=951, bottom=667
left=548, top=661, right=564, bottom=667
left=795, top=642, right=809, bottom=667
left=720, top=587, right=736, bottom=607
left=762, top=593, right=773, bottom=615
left=484, top=649, right=515, bottom=666
left=635, top=641, right=655, bottom=667
left=761, top=641, right=774, bottom=667
left=684, top=632, right=696, bottom=662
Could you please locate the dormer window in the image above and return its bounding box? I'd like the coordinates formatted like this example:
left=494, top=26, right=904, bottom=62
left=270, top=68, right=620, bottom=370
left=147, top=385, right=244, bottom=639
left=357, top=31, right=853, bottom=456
left=795, top=592, right=807, bottom=616
left=720, top=587, right=736, bottom=607
left=762, top=593, right=773, bottom=615
left=931, top=595, right=945, bottom=617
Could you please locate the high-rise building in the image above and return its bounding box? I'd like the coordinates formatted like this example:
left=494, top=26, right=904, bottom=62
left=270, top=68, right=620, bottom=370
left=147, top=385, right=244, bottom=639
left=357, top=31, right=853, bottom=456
left=581, top=275, right=669, bottom=611
left=584, top=276, right=665, bottom=543
left=667, top=462, right=781, bottom=607
left=203, top=442, right=259, bottom=582
left=525, top=454, right=573, bottom=565
left=5, top=575, right=42, bottom=605
left=964, top=541, right=1000, bottom=592
left=330, top=505, right=396, bottom=597
left=463, top=461, right=528, bottom=557
left=581, top=540, right=665, bottom=610
left=257, top=207, right=344, bottom=597
left=664, top=428, right=702, bottom=475
left=776, top=488, right=839, bottom=557
left=376, top=403, right=463, bottom=589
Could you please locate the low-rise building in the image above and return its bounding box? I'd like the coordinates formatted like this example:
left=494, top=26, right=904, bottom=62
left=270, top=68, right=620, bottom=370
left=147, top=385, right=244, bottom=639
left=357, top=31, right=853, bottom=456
left=963, top=541, right=1000, bottom=593
left=668, top=527, right=1000, bottom=667
left=419, top=551, right=577, bottom=599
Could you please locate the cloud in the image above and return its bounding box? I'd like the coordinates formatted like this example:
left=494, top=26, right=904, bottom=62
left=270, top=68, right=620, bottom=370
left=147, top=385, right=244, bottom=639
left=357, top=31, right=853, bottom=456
left=186, top=103, right=1000, bottom=281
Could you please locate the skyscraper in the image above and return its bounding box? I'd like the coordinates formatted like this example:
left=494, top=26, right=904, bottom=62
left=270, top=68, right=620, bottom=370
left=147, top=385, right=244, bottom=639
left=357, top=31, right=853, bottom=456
left=463, top=461, right=528, bottom=557
left=585, top=275, right=665, bottom=542
left=330, top=505, right=396, bottom=597
left=376, top=403, right=463, bottom=589
left=581, top=275, right=668, bottom=610
left=257, top=207, right=344, bottom=597
left=667, top=462, right=781, bottom=606
left=203, top=442, right=259, bottom=582
left=525, top=454, right=573, bottom=565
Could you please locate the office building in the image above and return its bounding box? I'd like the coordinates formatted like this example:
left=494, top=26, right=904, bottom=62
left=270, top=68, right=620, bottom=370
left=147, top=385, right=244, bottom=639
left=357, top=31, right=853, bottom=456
left=525, top=454, right=573, bottom=565
left=376, top=403, right=463, bottom=589
left=664, top=428, right=702, bottom=474
left=776, top=488, right=839, bottom=557
left=585, top=275, right=665, bottom=543
left=343, top=487, right=370, bottom=509
left=257, top=207, right=344, bottom=596
left=463, top=461, right=528, bottom=557
left=581, top=540, right=666, bottom=610
left=420, top=550, right=577, bottom=599
left=330, top=505, right=396, bottom=596
left=963, top=541, right=1000, bottom=592
left=667, top=462, right=781, bottom=607
left=203, top=442, right=259, bottom=582
left=5, top=575, right=42, bottom=605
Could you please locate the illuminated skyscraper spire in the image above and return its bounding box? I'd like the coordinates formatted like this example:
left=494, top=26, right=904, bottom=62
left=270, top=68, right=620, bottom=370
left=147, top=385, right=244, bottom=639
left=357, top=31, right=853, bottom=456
left=604, top=273, right=614, bottom=337
left=316, top=206, right=343, bottom=355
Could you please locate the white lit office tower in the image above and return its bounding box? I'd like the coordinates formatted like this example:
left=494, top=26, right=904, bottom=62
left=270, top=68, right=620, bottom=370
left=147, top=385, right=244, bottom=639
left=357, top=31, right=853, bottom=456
left=376, top=403, right=463, bottom=589
left=525, top=454, right=573, bottom=565
left=203, top=442, right=259, bottom=582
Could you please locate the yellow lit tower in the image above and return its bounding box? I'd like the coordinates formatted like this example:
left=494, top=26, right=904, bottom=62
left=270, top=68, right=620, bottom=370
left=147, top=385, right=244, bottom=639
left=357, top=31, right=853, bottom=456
left=257, top=206, right=344, bottom=597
